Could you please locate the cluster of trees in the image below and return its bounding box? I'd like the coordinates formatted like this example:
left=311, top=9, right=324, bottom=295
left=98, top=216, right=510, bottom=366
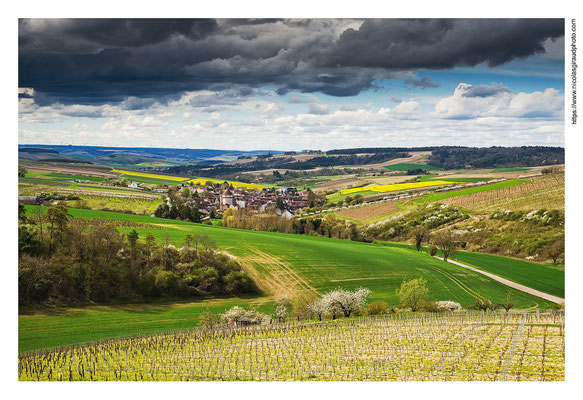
left=222, top=209, right=366, bottom=241
left=164, top=152, right=406, bottom=178
left=18, top=205, right=258, bottom=304
left=428, top=146, right=564, bottom=169
left=153, top=185, right=204, bottom=222
left=280, top=153, right=408, bottom=170
left=198, top=288, right=373, bottom=330
left=198, top=279, right=476, bottom=332
left=327, top=147, right=428, bottom=155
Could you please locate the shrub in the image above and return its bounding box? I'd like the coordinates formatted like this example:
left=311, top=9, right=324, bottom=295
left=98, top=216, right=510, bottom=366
left=292, top=292, right=318, bottom=319
left=429, top=245, right=438, bottom=256
left=364, top=301, right=389, bottom=315
left=276, top=305, right=288, bottom=321
left=434, top=301, right=462, bottom=312
left=220, top=306, right=269, bottom=326
left=198, top=310, right=221, bottom=330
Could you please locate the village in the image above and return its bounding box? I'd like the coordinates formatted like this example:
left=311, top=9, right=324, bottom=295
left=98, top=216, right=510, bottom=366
left=187, top=184, right=311, bottom=217
left=127, top=178, right=313, bottom=219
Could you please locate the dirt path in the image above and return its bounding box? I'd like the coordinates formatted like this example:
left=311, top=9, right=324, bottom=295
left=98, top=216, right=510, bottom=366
left=434, top=256, right=564, bottom=304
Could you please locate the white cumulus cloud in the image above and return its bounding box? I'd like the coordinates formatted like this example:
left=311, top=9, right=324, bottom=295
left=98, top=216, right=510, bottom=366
left=433, top=83, right=563, bottom=119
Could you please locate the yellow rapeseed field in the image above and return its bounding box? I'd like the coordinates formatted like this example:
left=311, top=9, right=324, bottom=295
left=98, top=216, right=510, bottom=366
left=113, top=169, right=271, bottom=190
left=340, top=180, right=454, bottom=195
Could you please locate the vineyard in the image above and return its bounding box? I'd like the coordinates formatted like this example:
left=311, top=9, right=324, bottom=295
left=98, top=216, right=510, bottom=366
left=19, top=311, right=564, bottom=381
left=441, top=174, right=564, bottom=211
left=336, top=201, right=399, bottom=222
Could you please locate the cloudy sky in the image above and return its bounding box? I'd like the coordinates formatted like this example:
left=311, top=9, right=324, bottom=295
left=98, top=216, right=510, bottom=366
left=18, top=18, right=565, bottom=151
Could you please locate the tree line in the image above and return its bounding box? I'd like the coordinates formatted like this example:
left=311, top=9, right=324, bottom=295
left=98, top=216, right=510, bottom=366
left=222, top=208, right=367, bottom=241
left=18, top=205, right=259, bottom=305
left=428, top=146, right=564, bottom=169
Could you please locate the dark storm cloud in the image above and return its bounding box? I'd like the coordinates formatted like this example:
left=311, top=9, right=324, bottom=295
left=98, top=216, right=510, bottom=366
left=328, top=19, right=564, bottom=69
left=18, top=19, right=217, bottom=51
left=404, top=76, right=441, bottom=89
left=19, top=18, right=564, bottom=105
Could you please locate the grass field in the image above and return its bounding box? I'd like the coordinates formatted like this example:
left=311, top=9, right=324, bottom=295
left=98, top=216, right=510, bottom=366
left=19, top=311, right=564, bottom=381
left=26, top=171, right=108, bottom=182
left=24, top=206, right=557, bottom=308
left=383, top=163, right=443, bottom=171
left=452, top=251, right=564, bottom=298
left=19, top=296, right=273, bottom=353
left=64, top=195, right=163, bottom=215
left=339, top=180, right=454, bottom=195
left=327, top=190, right=379, bottom=203
left=21, top=206, right=561, bottom=352
left=491, top=168, right=531, bottom=173
left=423, top=177, right=494, bottom=183
left=379, top=242, right=564, bottom=299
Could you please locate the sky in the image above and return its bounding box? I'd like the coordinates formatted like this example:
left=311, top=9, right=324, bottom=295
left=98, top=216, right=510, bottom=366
left=18, top=18, right=566, bottom=151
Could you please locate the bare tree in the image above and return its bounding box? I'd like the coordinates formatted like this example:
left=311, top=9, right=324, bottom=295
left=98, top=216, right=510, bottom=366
left=546, top=239, right=564, bottom=265
left=432, top=230, right=457, bottom=261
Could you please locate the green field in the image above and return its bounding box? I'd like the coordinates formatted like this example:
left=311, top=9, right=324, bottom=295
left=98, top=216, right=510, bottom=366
left=452, top=251, right=564, bottom=298
left=384, top=163, right=443, bottom=171
left=26, top=171, right=108, bottom=182
left=24, top=206, right=557, bottom=306
left=117, top=174, right=186, bottom=185
left=424, top=177, right=494, bottom=183
left=21, top=206, right=560, bottom=352
left=379, top=242, right=564, bottom=299
left=412, top=180, right=525, bottom=203
left=327, top=190, right=379, bottom=202
left=490, top=168, right=531, bottom=173
left=19, top=296, right=272, bottom=353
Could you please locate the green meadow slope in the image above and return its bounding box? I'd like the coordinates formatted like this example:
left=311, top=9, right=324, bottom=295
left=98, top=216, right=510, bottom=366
left=24, top=206, right=558, bottom=307
left=21, top=206, right=561, bottom=352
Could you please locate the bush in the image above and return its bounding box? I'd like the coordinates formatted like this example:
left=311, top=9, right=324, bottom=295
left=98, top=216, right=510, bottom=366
left=292, top=292, right=318, bottom=319
left=198, top=310, right=221, bottom=330
left=434, top=301, right=462, bottom=312
left=220, top=306, right=269, bottom=326
left=364, top=301, right=389, bottom=315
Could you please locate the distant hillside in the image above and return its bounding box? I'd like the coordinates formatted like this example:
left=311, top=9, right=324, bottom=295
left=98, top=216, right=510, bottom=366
left=327, top=146, right=564, bottom=169
left=18, top=147, right=92, bottom=163
left=428, top=146, right=564, bottom=169
left=18, top=145, right=283, bottom=167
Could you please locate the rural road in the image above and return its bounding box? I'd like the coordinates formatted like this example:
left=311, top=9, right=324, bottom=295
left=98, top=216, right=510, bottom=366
left=434, top=256, right=565, bottom=304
